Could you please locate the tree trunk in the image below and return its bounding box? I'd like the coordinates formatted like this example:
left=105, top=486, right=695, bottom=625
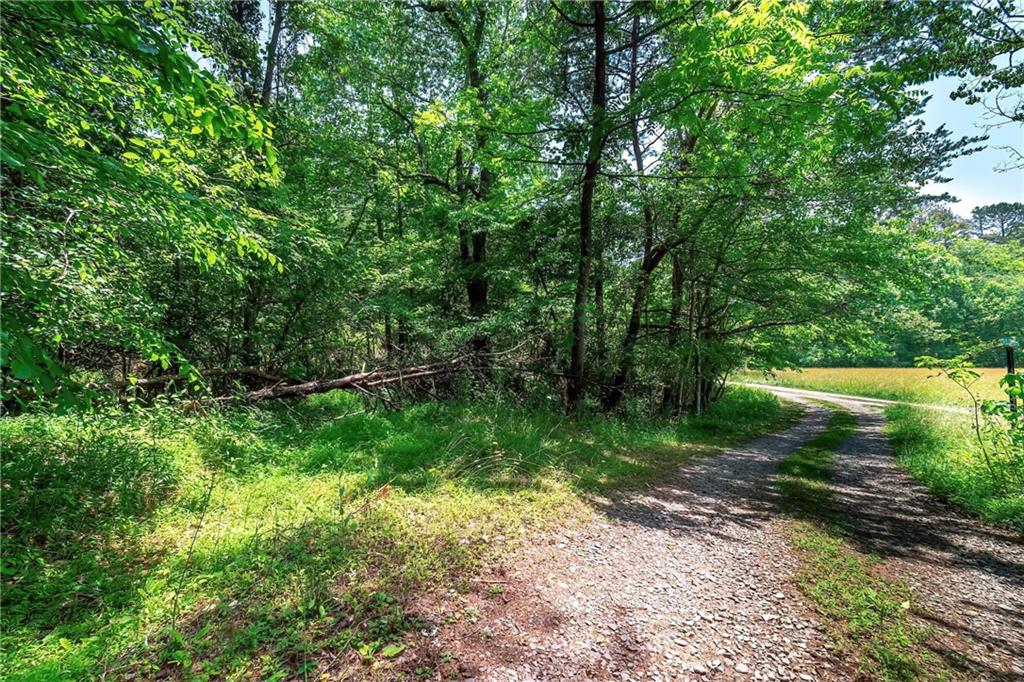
left=600, top=15, right=655, bottom=413
left=594, top=237, right=606, bottom=371
left=456, top=145, right=491, bottom=368
left=385, top=314, right=394, bottom=359
left=261, top=0, right=285, bottom=108
left=661, top=252, right=685, bottom=412
left=566, top=0, right=607, bottom=415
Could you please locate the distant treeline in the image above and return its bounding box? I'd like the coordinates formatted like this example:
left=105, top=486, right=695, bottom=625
left=800, top=204, right=1023, bottom=369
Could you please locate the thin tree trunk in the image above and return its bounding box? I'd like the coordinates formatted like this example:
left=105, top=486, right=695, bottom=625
left=602, top=265, right=653, bottom=410
left=601, top=16, right=659, bottom=412
left=385, top=315, right=394, bottom=359
left=566, top=0, right=607, bottom=415
left=594, top=237, right=606, bottom=371
left=261, top=0, right=285, bottom=108
left=661, top=252, right=685, bottom=411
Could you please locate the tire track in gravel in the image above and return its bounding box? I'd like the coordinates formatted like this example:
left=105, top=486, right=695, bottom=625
left=412, top=404, right=855, bottom=681
left=815, top=396, right=1024, bottom=681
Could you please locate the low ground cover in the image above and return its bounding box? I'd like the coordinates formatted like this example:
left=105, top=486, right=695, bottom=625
left=1, top=387, right=792, bottom=681
left=776, top=408, right=947, bottom=681
left=885, top=405, right=1024, bottom=531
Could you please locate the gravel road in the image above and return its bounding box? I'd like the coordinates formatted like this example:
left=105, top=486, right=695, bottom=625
left=414, top=403, right=852, bottom=681
left=405, top=392, right=1024, bottom=681
left=825, top=397, right=1024, bottom=681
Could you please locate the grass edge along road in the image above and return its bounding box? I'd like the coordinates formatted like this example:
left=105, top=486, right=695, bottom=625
left=1, top=387, right=796, bottom=681
left=747, top=367, right=1024, bottom=532
left=885, top=404, right=1024, bottom=532
left=776, top=407, right=951, bottom=682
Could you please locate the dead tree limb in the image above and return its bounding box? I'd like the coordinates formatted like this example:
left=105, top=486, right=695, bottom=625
left=241, top=357, right=465, bottom=402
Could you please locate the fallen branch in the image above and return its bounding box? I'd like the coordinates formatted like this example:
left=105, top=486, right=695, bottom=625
left=242, top=356, right=465, bottom=402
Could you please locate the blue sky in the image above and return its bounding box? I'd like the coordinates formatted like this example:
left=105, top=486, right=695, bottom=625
left=920, top=76, right=1023, bottom=217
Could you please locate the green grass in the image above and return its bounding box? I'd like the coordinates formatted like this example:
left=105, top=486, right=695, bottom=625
left=741, top=367, right=1008, bottom=406
left=776, top=408, right=947, bottom=681
left=777, top=409, right=857, bottom=516
left=1, top=387, right=793, bottom=681
left=885, top=405, right=1024, bottom=532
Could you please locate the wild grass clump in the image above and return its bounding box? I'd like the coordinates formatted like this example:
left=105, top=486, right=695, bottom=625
left=886, top=405, right=1024, bottom=531
left=1, top=387, right=789, bottom=681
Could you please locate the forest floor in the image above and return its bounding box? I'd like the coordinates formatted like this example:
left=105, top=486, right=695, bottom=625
left=399, top=393, right=1024, bottom=681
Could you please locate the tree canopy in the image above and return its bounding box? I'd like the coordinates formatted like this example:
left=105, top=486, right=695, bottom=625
left=2, top=0, right=1021, bottom=413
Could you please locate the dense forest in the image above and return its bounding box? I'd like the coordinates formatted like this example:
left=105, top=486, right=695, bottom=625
left=3, top=0, right=1021, bottom=415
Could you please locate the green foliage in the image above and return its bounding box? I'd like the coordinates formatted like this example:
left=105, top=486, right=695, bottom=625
left=916, top=355, right=1024, bottom=497
left=5, top=0, right=1008, bottom=415
left=1, top=414, right=178, bottom=537
left=796, top=215, right=1024, bottom=368
left=971, top=202, right=1024, bottom=243
left=2, top=0, right=1020, bottom=678
left=1, top=0, right=278, bottom=402
left=886, top=404, right=1024, bottom=531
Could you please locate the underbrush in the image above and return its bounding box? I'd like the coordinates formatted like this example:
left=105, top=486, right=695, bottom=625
left=777, top=409, right=944, bottom=681
left=1, top=387, right=790, bottom=680
left=885, top=405, right=1024, bottom=532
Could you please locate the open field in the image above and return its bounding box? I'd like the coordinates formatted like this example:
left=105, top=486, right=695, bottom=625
left=738, top=367, right=1010, bottom=406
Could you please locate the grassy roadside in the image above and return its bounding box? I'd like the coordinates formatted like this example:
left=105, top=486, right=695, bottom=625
left=1, top=387, right=795, bottom=681
left=746, top=367, right=1023, bottom=532
left=776, top=408, right=948, bottom=681
left=885, top=405, right=1024, bottom=532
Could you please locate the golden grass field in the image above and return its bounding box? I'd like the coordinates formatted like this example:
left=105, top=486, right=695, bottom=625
left=739, top=367, right=1010, bottom=405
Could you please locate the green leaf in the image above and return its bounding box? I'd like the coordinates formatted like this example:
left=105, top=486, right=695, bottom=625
left=380, top=644, right=405, bottom=658
left=11, top=354, right=35, bottom=381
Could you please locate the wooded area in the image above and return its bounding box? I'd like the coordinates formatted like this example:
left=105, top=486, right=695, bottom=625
left=3, top=2, right=1024, bottom=680
left=3, top=0, right=1021, bottom=415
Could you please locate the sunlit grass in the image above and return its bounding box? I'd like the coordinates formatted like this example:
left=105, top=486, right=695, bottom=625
left=740, top=366, right=1008, bottom=405
left=1, top=387, right=794, bottom=681
left=885, top=405, right=1024, bottom=531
